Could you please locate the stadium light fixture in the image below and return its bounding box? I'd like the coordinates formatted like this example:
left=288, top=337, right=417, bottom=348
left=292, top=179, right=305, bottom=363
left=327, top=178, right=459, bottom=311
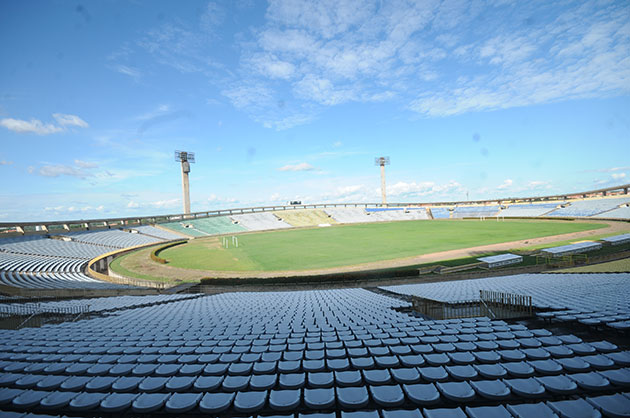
left=175, top=150, right=195, bottom=214
left=375, top=156, right=390, bottom=205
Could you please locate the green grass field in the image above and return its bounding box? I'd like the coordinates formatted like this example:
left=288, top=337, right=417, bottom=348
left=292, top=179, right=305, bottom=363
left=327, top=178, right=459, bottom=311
left=159, top=219, right=607, bottom=272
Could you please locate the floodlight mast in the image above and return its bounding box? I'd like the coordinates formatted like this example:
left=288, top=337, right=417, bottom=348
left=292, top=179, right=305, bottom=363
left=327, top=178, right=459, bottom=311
left=174, top=151, right=195, bottom=215
left=375, top=156, right=390, bottom=205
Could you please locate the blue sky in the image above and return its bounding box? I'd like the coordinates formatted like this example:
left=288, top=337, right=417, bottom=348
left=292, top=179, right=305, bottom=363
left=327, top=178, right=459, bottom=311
left=0, top=0, right=629, bottom=222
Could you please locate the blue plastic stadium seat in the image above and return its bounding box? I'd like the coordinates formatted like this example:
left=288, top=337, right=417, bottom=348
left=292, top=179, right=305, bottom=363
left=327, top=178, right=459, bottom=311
left=304, top=387, right=335, bottom=409
left=504, top=377, right=546, bottom=398
left=381, top=409, right=423, bottom=418
left=164, top=392, right=201, bottom=414
left=600, top=368, right=630, bottom=387
left=100, top=392, right=138, bottom=413
left=422, top=407, right=467, bottom=418
left=60, top=376, right=92, bottom=392
left=363, top=369, right=392, bottom=385
left=270, top=389, right=301, bottom=411
left=85, top=376, right=116, bottom=392
left=470, top=379, right=510, bottom=400
left=166, top=375, right=196, bottom=391
left=341, top=411, right=380, bottom=418
left=132, top=392, right=171, bottom=414
left=607, top=352, right=630, bottom=367
left=536, top=375, right=578, bottom=395
left=498, top=349, right=526, bottom=361
left=506, top=402, right=558, bottom=418
left=399, top=354, right=425, bottom=367
left=233, top=390, right=268, bottom=413
left=502, top=362, right=535, bottom=378
left=308, top=371, right=334, bottom=388
left=446, top=365, right=478, bottom=380
left=279, top=373, right=305, bottom=389
left=198, top=392, right=234, bottom=414
left=465, top=405, right=512, bottom=418
left=350, top=357, right=375, bottom=370
left=436, top=381, right=476, bottom=402
left=474, top=364, right=507, bottom=379
left=139, top=376, right=168, bottom=392
left=336, top=370, right=362, bottom=387
left=548, top=398, right=602, bottom=418
left=391, top=367, right=421, bottom=384
left=586, top=393, right=630, bottom=418
left=448, top=352, right=475, bottom=365
left=403, top=383, right=440, bottom=406
left=419, top=366, right=448, bottom=382
left=529, top=359, right=563, bottom=375
left=569, top=372, right=611, bottom=391
left=370, top=384, right=405, bottom=407
left=193, top=375, right=223, bottom=391
left=250, top=373, right=277, bottom=390
left=39, top=391, right=77, bottom=409
left=336, top=386, right=369, bottom=409
left=69, top=392, right=108, bottom=411
left=582, top=355, right=616, bottom=370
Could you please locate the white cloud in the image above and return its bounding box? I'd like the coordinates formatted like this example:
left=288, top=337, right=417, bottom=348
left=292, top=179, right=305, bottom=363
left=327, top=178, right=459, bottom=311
left=37, top=164, right=93, bottom=179
left=0, top=118, right=64, bottom=135
left=127, top=201, right=139, bottom=208
left=333, top=141, right=343, bottom=148
left=612, top=173, right=626, bottom=180
left=388, top=180, right=465, bottom=198
left=1, top=113, right=88, bottom=134
left=496, top=179, right=513, bottom=190
left=52, top=113, right=89, bottom=128
left=114, top=65, right=142, bottom=78
left=74, top=159, right=98, bottom=169
left=0, top=160, right=13, bottom=166
left=278, top=162, right=317, bottom=172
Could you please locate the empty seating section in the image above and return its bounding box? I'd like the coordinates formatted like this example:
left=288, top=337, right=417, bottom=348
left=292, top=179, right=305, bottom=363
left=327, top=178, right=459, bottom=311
left=594, top=205, right=630, bottom=219
left=365, top=208, right=429, bottom=221
left=230, top=212, right=292, bottom=231
left=274, top=210, right=338, bottom=227
left=65, top=230, right=162, bottom=248
left=499, top=203, right=562, bottom=217
left=429, top=207, right=450, bottom=219
left=452, top=206, right=500, bottom=218
left=160, top=221, right=208, bottom=237
left=382, top=273, right=630, bottom=331
left=131, top=225, right=188, bottom=240
left=0, top=236, right=106, bottom=259
left=0, top=227, right=180, bottom=289
left=323, top=208, right=374, bottom=223
left=0, top=288, right=628, bottom=417
left=546, top=196, right=630, bottom=217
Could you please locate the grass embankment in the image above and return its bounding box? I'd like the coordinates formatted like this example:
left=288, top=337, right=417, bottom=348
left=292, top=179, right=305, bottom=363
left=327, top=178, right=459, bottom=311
left=160, top=219, right=606, bottom=272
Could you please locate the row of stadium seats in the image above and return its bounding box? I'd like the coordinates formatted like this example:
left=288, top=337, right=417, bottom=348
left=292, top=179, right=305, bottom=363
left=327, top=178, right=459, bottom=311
left=0, top=289, right=628, bottom=417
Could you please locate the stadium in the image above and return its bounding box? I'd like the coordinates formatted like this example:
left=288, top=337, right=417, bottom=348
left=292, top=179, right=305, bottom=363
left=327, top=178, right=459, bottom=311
left=0, top=182, right=629, bottom=417
left=2, top=1, right=630, bottom=417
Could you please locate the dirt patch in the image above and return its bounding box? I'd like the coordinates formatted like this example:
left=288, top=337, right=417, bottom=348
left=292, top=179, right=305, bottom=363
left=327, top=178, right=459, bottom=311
left=116, top=219, right=630, bottom=282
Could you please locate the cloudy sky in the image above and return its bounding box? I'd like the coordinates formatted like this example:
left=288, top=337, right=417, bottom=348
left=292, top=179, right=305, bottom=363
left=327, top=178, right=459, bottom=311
left=1, top=0, right=629, bottom=222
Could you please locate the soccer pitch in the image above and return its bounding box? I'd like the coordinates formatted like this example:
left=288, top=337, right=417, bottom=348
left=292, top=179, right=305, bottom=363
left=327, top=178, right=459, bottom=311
left=159, top=219, right=607, bottom=272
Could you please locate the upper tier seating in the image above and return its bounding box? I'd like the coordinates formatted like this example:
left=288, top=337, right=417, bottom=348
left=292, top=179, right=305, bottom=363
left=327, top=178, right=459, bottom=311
left=230, top=212, right=292, bottom=231
left=274, top=210, right=338, bottom=227
left=365, top=208, right=429, bottom=221
left=65, top=230, right=162, bottom=249
left=429, top=207, right=450, bottom=219
left=452, top=206, right=500, bottom=218
left=323, top=208, right=374, bottom=223
left=131, top=225, right=188, bottom=241
left=593, top=204, right=630, bottom=219
left=546, top=196, right=630, bottom=217
left=0, top=228, right=173, bottom=289
left=499, top=203, right=563, bottom=217
left=0, top=236, right=109, bottom=259
left=161, top=217, right=247, bottom=237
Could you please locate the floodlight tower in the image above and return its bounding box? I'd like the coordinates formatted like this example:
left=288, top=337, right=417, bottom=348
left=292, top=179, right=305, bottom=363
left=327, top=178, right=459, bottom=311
left=375, top=156, right=390, bottom=205
left=174, top=150, right=195, bottom=215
